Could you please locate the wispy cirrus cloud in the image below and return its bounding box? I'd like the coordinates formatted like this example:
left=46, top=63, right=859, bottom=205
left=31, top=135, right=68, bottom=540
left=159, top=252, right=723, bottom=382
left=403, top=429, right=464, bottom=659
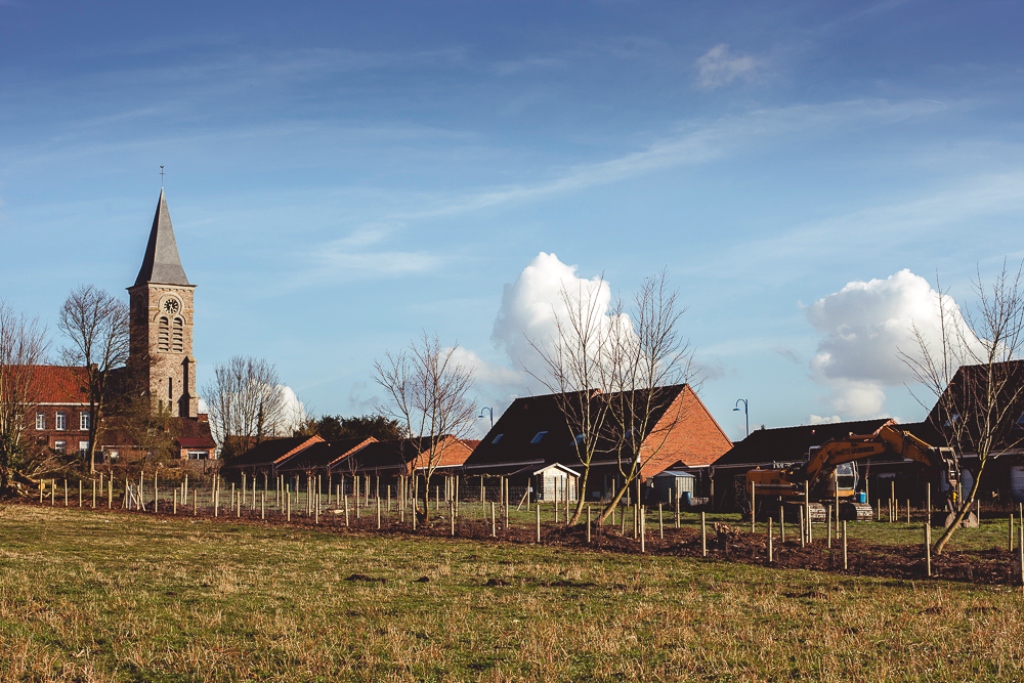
left=695, top=44, right=765, bottom=89
left=385, top=98, right=948, bottom=222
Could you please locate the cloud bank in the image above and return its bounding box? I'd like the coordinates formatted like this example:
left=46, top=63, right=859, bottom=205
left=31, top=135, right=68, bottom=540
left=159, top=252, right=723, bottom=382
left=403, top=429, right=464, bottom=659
left=805, top=268, right=967, bottom=419
left=490, top=252, right=630, bottom=382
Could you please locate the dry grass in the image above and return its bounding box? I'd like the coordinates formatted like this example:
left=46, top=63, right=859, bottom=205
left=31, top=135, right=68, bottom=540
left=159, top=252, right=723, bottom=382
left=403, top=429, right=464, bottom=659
left=1, top=504, right=1023, bottom=682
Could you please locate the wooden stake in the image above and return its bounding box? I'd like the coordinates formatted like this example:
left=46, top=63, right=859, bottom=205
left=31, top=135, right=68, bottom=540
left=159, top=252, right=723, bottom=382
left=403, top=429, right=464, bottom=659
left=780, top=506, right=785, bottom=542
left=92, top=479, right=96, bottom=509
left=377, top=496, right=381, bottom=530
left=173, top=490, right=177, bottom=515
left=750, top=482, right=756, bottom=533
left=842, top=520, right=848, bottom=570
left=925, top=522, right=932, bottom=577
left=193, top=490, right=197, bottom=516
left=261, top=492, right=265, bottom=520
left=926, top=482, right=931, bottom=524
left=536, top=503, right=541, bottom=543
left=827, top=506, right=832, bottom=549
left=768, top=517, right=773, bottom=563
left=491, top=501, right=496, bottom=537
left=640, top=506, right=646, bottom=553
left=450, top=501, right=456, bottom=537
left=701, top=511, right=707, bottom=557
left=587, top=505, right=592, bottom=544
left=1010, top=513, right=1015, bottom=552
left=344, top=496, right=349, bottom=527
left=658, top=503, right=664, bottom=540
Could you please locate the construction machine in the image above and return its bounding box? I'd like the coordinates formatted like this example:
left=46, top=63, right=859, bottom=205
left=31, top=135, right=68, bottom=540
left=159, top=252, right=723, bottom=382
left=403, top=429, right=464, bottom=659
left=744, top=424, right=967, bottom=525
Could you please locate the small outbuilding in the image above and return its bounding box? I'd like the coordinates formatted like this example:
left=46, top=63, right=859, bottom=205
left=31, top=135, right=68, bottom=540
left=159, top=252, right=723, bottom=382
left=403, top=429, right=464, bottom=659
left=649, top=470, right=696, bottom=506
left=532, top=463, right=579, bottom=503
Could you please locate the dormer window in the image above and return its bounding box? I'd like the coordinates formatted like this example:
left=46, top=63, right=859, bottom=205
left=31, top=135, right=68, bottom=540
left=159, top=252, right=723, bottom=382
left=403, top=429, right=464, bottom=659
left=492, top=434, right=504, bottom=444
left=531, top=431, right=547, bottom=444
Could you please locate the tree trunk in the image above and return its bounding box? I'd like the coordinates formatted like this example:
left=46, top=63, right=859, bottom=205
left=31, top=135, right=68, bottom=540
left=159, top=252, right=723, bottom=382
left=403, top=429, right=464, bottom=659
left=933, top=461, right=986, bottom=555
left=568, top=467, right=591, bottom=525
left=420, top=473, right=431, bottom=524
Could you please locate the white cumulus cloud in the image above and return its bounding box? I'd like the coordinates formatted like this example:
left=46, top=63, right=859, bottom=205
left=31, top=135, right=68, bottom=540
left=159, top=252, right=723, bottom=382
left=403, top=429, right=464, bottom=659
left=490, top=252, right=631, bottom=383
left=805, top=269, right=970, bottom=419
left=695, top=44, right=763, bottom=90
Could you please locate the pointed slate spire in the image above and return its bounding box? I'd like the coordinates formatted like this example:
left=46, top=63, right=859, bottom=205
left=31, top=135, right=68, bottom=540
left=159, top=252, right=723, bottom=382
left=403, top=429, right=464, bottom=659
left=134, top=189, right=190, bottom=287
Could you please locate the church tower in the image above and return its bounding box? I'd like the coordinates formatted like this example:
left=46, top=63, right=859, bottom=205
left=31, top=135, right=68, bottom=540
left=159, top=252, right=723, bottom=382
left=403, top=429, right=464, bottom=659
left=128, top=189, right=198, bottom=418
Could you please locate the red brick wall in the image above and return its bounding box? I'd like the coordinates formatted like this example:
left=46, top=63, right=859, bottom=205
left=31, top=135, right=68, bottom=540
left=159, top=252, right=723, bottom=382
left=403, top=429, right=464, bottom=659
left=29, top=404, right=91, bottom=454
left=639, top=386, right=732, bottom=479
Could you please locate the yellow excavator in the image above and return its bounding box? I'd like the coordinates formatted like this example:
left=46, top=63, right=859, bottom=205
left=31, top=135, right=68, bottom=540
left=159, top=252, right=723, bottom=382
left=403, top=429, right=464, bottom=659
left=744, top=423, right=964, bottom=524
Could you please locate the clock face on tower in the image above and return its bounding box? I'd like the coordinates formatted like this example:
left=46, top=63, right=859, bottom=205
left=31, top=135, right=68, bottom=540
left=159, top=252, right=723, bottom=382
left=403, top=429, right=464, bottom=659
left=163, top=298, right=180, bottom=315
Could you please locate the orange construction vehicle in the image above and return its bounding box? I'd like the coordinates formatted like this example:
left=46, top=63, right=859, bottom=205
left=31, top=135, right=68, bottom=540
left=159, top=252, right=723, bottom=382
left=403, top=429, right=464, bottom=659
left=744, top=423, right=962, bottom=523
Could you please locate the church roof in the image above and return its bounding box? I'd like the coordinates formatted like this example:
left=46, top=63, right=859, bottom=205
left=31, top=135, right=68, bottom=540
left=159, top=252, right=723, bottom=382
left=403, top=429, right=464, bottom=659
left=133, top=189, right=190, bottom=287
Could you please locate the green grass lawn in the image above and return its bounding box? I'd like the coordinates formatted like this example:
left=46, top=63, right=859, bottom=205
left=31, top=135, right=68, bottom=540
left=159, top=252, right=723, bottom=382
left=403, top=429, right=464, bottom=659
left=2, top=504, right=1023, bottom=682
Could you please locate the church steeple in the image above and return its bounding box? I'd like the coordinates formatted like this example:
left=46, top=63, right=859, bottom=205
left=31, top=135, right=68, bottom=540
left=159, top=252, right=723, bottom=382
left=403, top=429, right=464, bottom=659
left=134, top=189, right=190, bottom=287
left=128, top=188, right=198, bottom=419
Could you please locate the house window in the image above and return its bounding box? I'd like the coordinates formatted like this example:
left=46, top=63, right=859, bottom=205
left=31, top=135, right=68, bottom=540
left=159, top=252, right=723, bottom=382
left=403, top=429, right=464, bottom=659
left=78, top=441, right=90, bottom=456
left=55, top=411, right=66, bottom=430
left=35, top=413, right=45, bottom=430
left=80, top=412, right=90, bottom=431
left=54, top=440, right=66, bottom=454
left=188, top=451, right=208, bottom=460
left=491, top=434, right=504, bottom=444
left=531, top=431, right=547, bottom=444
left=158, top=316, right=170, bottom=352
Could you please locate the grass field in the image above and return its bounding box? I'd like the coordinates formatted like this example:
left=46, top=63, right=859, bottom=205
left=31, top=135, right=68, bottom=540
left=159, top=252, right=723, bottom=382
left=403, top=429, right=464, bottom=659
left=2, top=504, right=1024, bottom=682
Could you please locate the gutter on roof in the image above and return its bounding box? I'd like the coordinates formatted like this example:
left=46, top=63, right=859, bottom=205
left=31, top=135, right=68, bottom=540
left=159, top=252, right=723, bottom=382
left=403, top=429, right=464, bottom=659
left=462, top=459, right=546, bottom=470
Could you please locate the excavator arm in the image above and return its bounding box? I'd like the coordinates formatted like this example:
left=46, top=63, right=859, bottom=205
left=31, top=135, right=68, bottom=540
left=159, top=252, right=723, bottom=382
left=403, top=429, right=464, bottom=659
left=746, top=423, right=961, bottom=515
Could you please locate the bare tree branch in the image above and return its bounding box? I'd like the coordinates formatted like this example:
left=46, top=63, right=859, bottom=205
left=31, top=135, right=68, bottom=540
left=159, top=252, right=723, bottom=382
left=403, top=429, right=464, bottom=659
left=374, top=332, right=476, bottom=524
left=0, top=301, right=50, bottom=493
left=58, top=285, right=130, bottom=473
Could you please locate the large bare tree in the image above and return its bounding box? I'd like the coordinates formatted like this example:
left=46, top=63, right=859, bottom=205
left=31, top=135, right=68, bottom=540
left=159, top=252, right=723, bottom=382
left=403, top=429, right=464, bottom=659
left=901, top=261, right=1024, bottom=554
left=528, top=276, right=616, bottom=525
left=374, top=333, right=476, bottom=523
left=599, top=272, right=696, bottom=522
left=58, top=285, right=130, bottom=473
left=0, top=302, right=49, bottom=493
left=202, top=356, right=292, bottom=458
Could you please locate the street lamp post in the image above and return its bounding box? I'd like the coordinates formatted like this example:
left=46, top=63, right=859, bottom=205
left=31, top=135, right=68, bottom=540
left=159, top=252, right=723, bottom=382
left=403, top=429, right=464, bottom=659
left=479, top=407, right=494, bottom=430
left=733, top=399, right=749, bottom=438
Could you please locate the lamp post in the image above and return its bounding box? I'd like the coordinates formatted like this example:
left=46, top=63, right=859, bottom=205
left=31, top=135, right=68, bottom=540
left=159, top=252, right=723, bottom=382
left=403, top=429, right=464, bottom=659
left=733, top=399, right=749, bottom=438
left=479, top=407, right=494, bottom=429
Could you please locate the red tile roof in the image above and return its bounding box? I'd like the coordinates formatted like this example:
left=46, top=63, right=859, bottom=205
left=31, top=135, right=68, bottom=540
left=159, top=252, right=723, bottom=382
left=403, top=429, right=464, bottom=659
left=23, top=365, right=89, bottom=404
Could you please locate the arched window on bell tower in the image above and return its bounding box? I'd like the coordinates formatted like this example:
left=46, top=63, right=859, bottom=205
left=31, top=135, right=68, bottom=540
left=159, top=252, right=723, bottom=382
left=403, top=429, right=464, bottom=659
left=171, top=317, right=184, bottom=353
left=158, top=316, right=170, bottom=352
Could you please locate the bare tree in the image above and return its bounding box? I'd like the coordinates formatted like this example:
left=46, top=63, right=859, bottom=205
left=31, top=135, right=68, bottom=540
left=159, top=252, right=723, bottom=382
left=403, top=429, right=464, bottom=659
left=202, top=356, right=291, bottom=458
left=528, top=276, right=616, bottom=525
left=58, top=285, right=130, bottom=473
left=0, top=302, right=49, bottom=493
left=599, top=272, right=696, bottom=522
left=374, top=333, right=476, bottom=523
left=901, top=261, right=1024, bottom=554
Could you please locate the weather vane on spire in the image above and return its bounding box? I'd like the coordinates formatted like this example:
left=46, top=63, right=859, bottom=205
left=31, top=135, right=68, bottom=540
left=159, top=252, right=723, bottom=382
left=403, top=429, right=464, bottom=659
left=160, top=165, right=165, bottom=188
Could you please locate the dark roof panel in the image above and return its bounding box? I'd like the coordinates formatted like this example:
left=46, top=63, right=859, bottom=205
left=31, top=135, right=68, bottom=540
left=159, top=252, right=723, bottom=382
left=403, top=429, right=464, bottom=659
left=134, top=189, right=190, bottom=287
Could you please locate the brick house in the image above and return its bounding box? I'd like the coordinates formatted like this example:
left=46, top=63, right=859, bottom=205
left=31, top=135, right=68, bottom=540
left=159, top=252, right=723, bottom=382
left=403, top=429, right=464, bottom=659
left=27, top=366, right=93, bottom=457
left=461, top=384, right=732, bottom=503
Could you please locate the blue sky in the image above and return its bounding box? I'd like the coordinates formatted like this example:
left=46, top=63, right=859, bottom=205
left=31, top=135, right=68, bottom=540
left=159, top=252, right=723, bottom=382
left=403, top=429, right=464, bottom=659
left=2, top=1, right=1023, bottom=439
